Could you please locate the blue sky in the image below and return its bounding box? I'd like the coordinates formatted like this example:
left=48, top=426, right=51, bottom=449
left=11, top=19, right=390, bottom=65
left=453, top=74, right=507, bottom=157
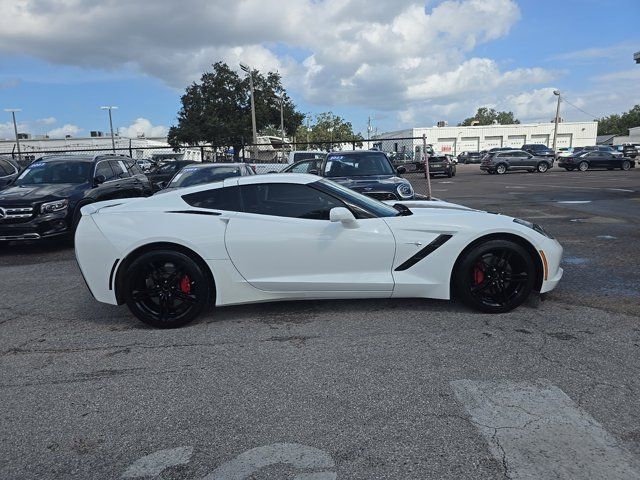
left=0, top=0, right=638, bottom=140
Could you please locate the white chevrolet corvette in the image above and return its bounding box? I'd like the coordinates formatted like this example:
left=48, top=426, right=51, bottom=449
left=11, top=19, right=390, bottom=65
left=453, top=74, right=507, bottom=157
left=75, top=173, right=563, bottom=328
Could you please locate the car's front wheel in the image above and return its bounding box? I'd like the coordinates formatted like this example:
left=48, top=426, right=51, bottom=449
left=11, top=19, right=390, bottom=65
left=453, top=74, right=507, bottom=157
left=453, top=239, right=536, bottom=313
left=621, top=160, right=631, bottom=171
left=537, top=162, right=549, bottom=173
left=578, top=161, right=589, bottom=172
left=123, top=250, right=211, bottom=328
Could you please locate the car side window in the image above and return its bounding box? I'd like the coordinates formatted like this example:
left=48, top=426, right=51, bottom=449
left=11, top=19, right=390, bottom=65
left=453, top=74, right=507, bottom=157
left=95, top=161, right=116, bottom=181
left=289, top=160, right=315, bottom=173
left=182, top=186, right=242, bottom=211
left=126, top=160, right=143, bottom=175
left=0, top=159, right=14, bottom=176
left=240, top=183, right=345, bottom=220
left=110, top=160, right=130, bottom=178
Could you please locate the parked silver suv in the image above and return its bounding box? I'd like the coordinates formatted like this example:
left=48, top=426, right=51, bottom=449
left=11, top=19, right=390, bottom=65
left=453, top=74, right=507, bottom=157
left=480, top=149, right=554, bottom=174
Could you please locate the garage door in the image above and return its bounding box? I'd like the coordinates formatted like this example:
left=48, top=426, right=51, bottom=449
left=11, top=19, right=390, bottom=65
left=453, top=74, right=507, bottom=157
left=459, top=137, right=480, bottom=152
left=484, top=136, right=503, bottom=148
left=437, top=137, right=456, bottom=154
left=555, top=133, right=573, bottom=148
left=506, top=135, right=526, bottom=148
left=531, top=134, right=549, bottom=146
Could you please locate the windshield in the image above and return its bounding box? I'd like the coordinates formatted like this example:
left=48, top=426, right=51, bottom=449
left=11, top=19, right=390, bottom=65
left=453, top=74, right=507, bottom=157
left=293, top=152, right=326, bottom=162
left=316, top=178, right=401, bottom=217
left=169, top=165, right=242, bottom=188
left=14, top=161, right=92, bottom=185
left=325, top=152, right=394, bottom=177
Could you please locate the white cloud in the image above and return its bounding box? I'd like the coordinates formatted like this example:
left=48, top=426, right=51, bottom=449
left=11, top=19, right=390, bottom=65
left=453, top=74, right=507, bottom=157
left=0, top=121, right=29, bottom=140
left=36, top=116, right=57, bottom=125
left=118, top=118, right=168, bottom=138
left=47, top=124, right=82, bottom=138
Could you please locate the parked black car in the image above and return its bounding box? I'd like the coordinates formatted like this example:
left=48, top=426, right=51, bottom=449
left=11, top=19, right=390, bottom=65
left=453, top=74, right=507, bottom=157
left=457, top=151, right=482, bottom=164
left=425, top=155, right=456, bottom=178
left=156, top=163, right=255, bottom=192
left=581, top=145, right=623, bottom=157
left=0, top=157, right=21, bottom=190
left=480, top=150, right=553, bottom=174
left=146, top=160, right=197, bottom=190
left=522, top=144, right=556, bottom=159
left=0, top=154, right=153, bottom=242
left=283, top=150, right=415, bottom=201
left=558, top=151, right=634, bottom=172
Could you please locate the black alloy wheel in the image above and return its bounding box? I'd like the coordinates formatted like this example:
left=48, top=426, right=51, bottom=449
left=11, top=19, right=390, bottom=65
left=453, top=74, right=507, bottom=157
left=124, top=250, right=211, bottom=328
left=578, top=161, right=589, bottom=172
left=454, top=239, right=535, bottom=313
left=621, top=160, right=631, bottom=171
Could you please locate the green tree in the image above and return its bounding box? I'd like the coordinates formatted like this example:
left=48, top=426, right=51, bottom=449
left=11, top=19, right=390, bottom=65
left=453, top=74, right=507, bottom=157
left=168, top=62, right=304, bottom=158
left=597, top=105, right=640, bottom=136
left=459, top=107, right=520, bottom=126
left=295, top=112, right=363, bottom=150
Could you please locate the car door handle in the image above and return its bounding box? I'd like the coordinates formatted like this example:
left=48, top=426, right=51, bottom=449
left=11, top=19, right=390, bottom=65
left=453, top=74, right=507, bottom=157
left=405, top=241, right=423, bottom=247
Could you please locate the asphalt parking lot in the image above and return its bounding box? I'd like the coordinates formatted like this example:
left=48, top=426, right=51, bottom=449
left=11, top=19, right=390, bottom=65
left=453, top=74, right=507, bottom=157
left=1, top=164, right=640, bottom=479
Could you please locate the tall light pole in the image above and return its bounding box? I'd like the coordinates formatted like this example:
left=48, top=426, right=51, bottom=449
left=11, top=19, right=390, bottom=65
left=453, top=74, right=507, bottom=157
left=306, top=112, right=312, bottom=147
left=552, top=90, right=561, bottom=153
left=240, top=63, right=257, bottom=144
left=4, top=109, right=22, bottom=163
left=279, top=93, right=286, bottom=160
left=100, top=106, right=118, bottom=153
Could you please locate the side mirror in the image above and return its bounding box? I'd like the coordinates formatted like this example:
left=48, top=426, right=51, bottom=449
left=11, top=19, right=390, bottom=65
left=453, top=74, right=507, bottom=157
left=93, top=175, right=106, bottom=185
left=308, top=169, right=318, bottom=175
left=157, top=181, right=167, bottom=189
left=396, top=166, right=406, bottom=175
left=329, top=207, right=358, bottom=228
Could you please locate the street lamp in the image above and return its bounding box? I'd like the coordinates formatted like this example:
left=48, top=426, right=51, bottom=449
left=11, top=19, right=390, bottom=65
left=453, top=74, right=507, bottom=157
left=240, top=63, right=258, bottom=144
left=4, top=108, right=22, bottom=163
left=278, top=92, right=286, bottom=160
left=552, top=90, right=561, bottom=154
left=100, top=106, right=118, bottom=153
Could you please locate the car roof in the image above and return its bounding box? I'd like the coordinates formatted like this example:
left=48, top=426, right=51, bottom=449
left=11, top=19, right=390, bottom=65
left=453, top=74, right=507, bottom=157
left=179, top=163, right=247, bottom=169
left=327, top=150, right=385, bottom=156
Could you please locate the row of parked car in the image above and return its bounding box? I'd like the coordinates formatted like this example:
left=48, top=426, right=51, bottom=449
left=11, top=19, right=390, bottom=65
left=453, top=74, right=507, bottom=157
left=457, top=144, right=637, bottom=174
left=0, top=150, right=420, bottom=243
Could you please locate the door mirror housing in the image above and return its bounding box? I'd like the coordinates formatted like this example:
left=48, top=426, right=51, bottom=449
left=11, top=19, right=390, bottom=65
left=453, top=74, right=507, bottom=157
left=93, top=175, right=106, bottom=185
left=157, top=181, right=167, bottom=190
left=396, top=166, right=406, bottom=175
left=329, top=207, right=358, bottom=228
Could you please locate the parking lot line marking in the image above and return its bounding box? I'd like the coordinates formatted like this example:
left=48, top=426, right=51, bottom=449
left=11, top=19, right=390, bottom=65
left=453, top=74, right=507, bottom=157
left=609, top=188, right=634, bottom=192
left=122, top=446, right=193, bottom=478
left=451, top=380, right=640, bottom=480
left=558, top=200, right=591, bottom=204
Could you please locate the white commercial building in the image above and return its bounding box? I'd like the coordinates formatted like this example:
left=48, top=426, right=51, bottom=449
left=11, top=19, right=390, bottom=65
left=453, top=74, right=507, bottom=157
left=613, top=126, right=640, bottom=145
left=376, top=121, right=598, bottom=156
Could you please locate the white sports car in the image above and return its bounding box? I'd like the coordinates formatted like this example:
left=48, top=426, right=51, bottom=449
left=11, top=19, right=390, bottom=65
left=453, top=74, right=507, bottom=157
left=75, top=174, right=563, bottom=328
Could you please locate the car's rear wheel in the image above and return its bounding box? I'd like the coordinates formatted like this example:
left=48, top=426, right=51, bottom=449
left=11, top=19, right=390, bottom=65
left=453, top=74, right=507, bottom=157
left=578, top=161, right=589, bottom=172
left=621, top=160, right=631, bottom=171
left=495, top=164, right=507, bottom=174
left=123, top=250, right=211, bottom=328
left=453, top=239, right=535, bottom=313
left=536, top=162, right=549, bottom=173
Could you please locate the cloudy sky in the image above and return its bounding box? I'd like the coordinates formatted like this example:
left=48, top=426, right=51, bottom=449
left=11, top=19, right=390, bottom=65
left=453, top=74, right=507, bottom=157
left=0, top=0, right=638, bottom=139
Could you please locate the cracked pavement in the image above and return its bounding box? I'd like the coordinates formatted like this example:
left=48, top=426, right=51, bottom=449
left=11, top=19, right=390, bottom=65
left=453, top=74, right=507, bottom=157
left=1, top=165, right=639, bottom=479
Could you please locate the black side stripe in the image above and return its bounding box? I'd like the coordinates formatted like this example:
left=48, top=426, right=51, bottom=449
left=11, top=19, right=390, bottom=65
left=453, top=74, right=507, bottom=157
left=394, top=234, right=453, bottom=271
left=166, top=210, right=221, bottom=216
left=108, top=258, right=120, bottom=290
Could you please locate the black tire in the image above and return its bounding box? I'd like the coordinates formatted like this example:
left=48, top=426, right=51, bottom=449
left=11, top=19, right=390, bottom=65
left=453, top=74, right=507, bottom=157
left=123, top=250, right=211, bottom=328
left=495, top=164, right=507, bottom=174
left=447, top=170, right=453, bottom=178
left=536, top=162, right=549, bottom=173
left=578, top=161, right=589, bottom=172
left=621, top=160, right=631, bottom=171
left=453, top=239, right=536, bottom=313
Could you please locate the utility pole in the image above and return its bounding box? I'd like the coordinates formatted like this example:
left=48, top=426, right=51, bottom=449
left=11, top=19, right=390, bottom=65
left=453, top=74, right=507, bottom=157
left=279, top=93, right=285, bottom=161
left=552, top=90, right=561, bottom=153
left=367, top=116, right=373, bottom=149
left=100, top=106, right=118, bottom=153
left=306, top=112, right=311, bottom=147
left=4, top=109, right=22, bottom=163
left=240, top=63, right=257, bottom=144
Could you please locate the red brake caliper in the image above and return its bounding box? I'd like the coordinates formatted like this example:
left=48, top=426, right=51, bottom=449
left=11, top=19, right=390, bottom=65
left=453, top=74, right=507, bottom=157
left=473, top=263, right=485, bottom=285
left=180, top=275, right=192, bottom=294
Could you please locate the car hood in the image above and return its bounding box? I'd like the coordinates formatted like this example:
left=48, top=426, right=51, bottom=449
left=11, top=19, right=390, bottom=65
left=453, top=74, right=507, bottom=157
left=327, top=175, right=409, bottom=191
left=0, top=183, right=83, bottom=204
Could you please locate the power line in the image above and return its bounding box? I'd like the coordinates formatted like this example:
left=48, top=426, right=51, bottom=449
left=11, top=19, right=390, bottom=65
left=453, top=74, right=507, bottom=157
left=561, top=97, right=601, bottom=119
